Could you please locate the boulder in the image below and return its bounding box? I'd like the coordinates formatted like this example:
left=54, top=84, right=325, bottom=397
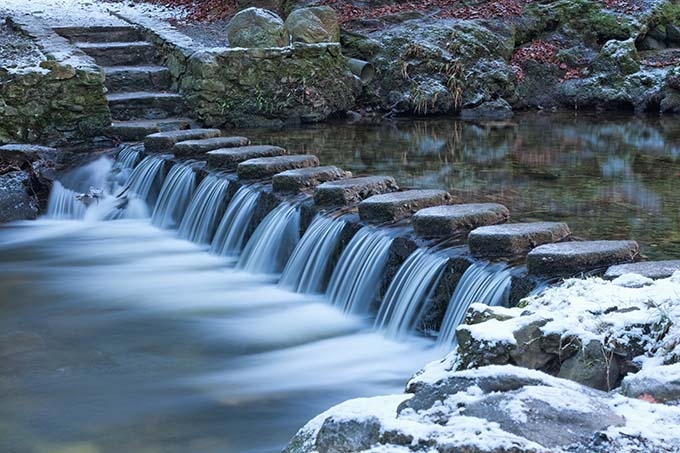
left=412, top=203, right=509, bottom=238
left=621, top=363, right=680, bottom=403
left=460, top=98, right=514, bottom=121
left=592, top=39, right=640, bottom=75
left=557, top=339, right=622, bottom=391
left=226, top=8, right=288, bottom=48
left=527, top=240, right=640, bottom=278
left=207, top=145, right=288, bottom=170
left=0, top=171, right=39, bottom=222
left=358, top=189, right=452, bottom=223
left=314, top=176, right=399, bottom=207
left=468, top=222, right=571, bottom=258
left=0, top=144, right=57, bottom=164
left=237, top=154, right=319, bottom=179
left=272, top=165, right=350, bottom=193
left=604, top=260, right=680, bottom=280
left=285, top=6, right=340, bottom=44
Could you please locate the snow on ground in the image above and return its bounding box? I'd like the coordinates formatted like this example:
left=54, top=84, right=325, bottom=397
left=0, top=0, right=186, bottom=27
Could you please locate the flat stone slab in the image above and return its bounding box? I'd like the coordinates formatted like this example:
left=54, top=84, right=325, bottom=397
left=107, top=118, right=195, bottom=142
left=144, top=128, right=221, bottom=153
left=237, top=154, right=319, bottom=180
left=172, top=136, right=251, bottom=156
left=527, top=240, right=640, bottom=278
left=468, top=222, right=571, bottom=258
left=358, top=189, right=452, bottom=223
left=272, top=166, right=351, bottom=193
left=412, top=203, right=510, bottom=238
left=314, top=176, right=399, bottom=207
left=604, top=260, right=680, bottom=280
left=0, top=144, right=57, bottom=163
left=207, top=145, right=288, bottom=170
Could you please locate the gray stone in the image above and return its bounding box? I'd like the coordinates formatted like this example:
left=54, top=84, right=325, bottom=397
left=558, top=339, right=621, bottom=391
left=638, top=35, right=666, bottom=51
left=0, top=171, right=39, bottom=222
left=412, top=203, right=510, bottom=238
left=0, top=144, right=57, bottom=163
left=106, top=118, right=195, bottom=142
left=107, top=91, right=187, bottom=121
left=272, top=165, right=350, bottom=193
left=509, top=319, right=555, bottom=370
left=468, top=222, right=571, bottom=258
left=53, top=25, right=144, bottom=43
left=226, top=8, right=288, bottom=48
left=75, top=41, right=156, bottom=66
left=315, top=416, right=381, bottom=453
left=285, top=6, right=340, bottom=44
left=237, top=154, right=319, bottom=179
left=103, top=65, right=172, bottom=92
left=621, top=363, right=680, bottom=403
left=144, top=128, right=222, bottom=153
left=604, top=260, right=680, bottom=281
left=460, top=98, right=513, bottom=121
left=172, top=136, right=250, bottom=156
left=314, top=176, right=399, bottom=207
left=358, top=189, right=452, bottom=224
left=668, top=24, right=680, bottom=44
left=527, top=240, right=640, bottom=278
left=207, top=145, right=288, bottom=170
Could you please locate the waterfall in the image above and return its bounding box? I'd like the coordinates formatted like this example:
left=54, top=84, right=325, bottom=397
left=326, top=227, right=393, bottom=315
left=236, top=203, right=300, bottom=274
left=375, top=248, right=448, bottom=339
left=151, top=163, right=197, bottom=230
left=119, top=155, right=168, bottom=208
left=177, top=175, right=231, bottom=245
left=115, top=146, right=142, bottom=169
left=46, top=181, right=87, bottom=220
left=278, top=215, right=346, bottom=294
left=437, top=261, right=514, bottom=349
left=209, top=186, right=260, bottom=257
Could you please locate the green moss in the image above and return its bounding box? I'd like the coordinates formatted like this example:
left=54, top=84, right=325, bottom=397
left=648, top=1, right=680, bottom=26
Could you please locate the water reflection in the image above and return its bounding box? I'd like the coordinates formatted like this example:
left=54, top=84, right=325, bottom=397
left=240, top=112, right=680, bottom=259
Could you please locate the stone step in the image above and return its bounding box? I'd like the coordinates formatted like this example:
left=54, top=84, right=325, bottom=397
left=468, top=222, right=571, bottom=258
left=144, top=128, right=222, bottom=153
left=106, top=118, right=197, bottom=142
left=358, top=189, right=452, bottom=224
left=104, top=66, right=172, bottom=92
left=206, top=145, right=288, bottom=170
left=107, top=92, right=186, bottom=121
left=273, top=166, right=351, bottom=193
left=172, top=136, right=251, bottom=156
left=527, top=240, right=640, bottom=278
left=314, top=176, right=399, bottom=207
left=53, top=26, right=145, bottom=43
left=412, top=203, right=510, bottom=238
left=237, top=155, right=320, bottom=180
left=75, top=41, right=156, bottom=66
left=604, top=260, right=680, bottom=281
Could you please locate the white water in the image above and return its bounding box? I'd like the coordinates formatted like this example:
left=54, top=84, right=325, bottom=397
left=375, top=248, right=449, bottom=339
left=326, top=227, right=393, bottom=315
left=209, top=186, right=260, bottom=257
left=151, top=163, right=197, bottom=230
left=177, top=174, right=230, bottom=245
left=121, top=154, right=168, bottom=207
left=437, top=261, right=515, bottom=349
left=278, top=214, right=346, bottom=294
left=237, top=202, right=300, bottom=274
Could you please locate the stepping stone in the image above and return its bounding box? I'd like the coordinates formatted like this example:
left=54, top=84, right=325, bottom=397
left=106, top=118, right=196, bottom=142
left=172, top=136, right=251, bottom=156
left=468, top=222, right=571, bottom=258
left=314, top=176, right=399, bottom=207
left=107, top=92, right=186, bottom=121
left=604, top=260, right=680, bottom=281
left=207, top=145, right=288, bottom=170
left=527, top=240, right=640, bottom=278
left=237, top=155, right=320, bottom=180
left=358, top=189, right=452, bottom=223
left=0, top=144, right=57, bottom=163
left=273, top=166, right=351, bottom=193
left=412, top=203, right=510, bottom=238
left=144, top=128, right=221, bottom=153
left=75, top=41, right=156, bottom=66
left=54, top=26, right=144, bottom=43
left=104, top=65, right=171, bottom=92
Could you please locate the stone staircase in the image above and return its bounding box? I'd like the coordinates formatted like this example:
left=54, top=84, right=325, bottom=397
left=54, top=25, right=197, bottom=141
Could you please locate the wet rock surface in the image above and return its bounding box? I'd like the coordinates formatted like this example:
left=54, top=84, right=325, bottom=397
left=527, top=240, right=640, bottom=278
left=172, top=136, right=250, bottom=156
left=207, top=145, right=288, bottom=170
left=314, top=175, right=399, bottom=207
left=468, top=221, right=571, bottom=258
left=237, top=154, right=319, bottom=179
left=272, top=165, right=350, bottom=193
left=412, top=203, right=510, bottom=238
left=143, top=128, right=222, bottom=153
left=358, top=189, right=452, bottom=223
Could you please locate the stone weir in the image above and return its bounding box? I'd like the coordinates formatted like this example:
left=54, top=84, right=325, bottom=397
left=116, top=126, right=647, bottom=339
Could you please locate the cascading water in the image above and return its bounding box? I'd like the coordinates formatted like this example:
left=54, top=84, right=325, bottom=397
left=375, top=248, right=449, bottom=339
left=115, top=146, right=142, bottom=170
left=46, top=182, right=87, bottom=220
left=151, top=163, right=197, bottom=230
left=326, top=227, right=393, bottom=315
left=177, top=174, right=231, bottom=245
left=437, top=261, right=515, bottom=349
left=236, top=203, right=300, bottom=274
left=118, top=154, right=169, bottom=213
left=278, top=214, right=346, bottom=294
left=209, top=186, right=260, bottom=257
